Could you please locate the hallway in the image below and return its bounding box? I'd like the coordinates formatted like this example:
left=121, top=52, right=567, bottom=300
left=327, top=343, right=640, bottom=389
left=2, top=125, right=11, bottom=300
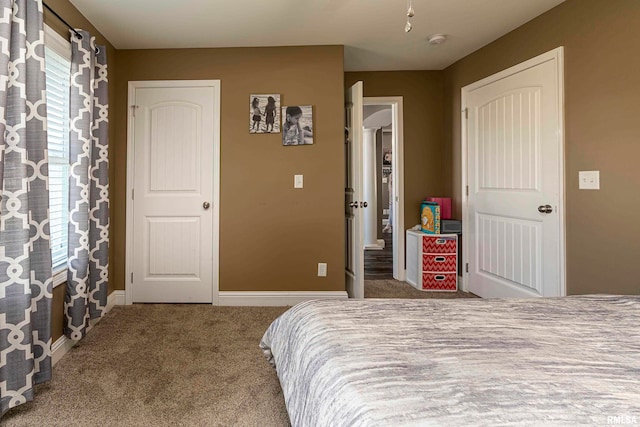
left=364, top=233, right=393, bottom=280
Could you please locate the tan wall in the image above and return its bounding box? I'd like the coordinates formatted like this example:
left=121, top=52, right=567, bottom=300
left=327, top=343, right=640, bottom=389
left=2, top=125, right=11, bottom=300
left=52, top=284, right=66, bottom=341
left=444, top=0, right=640, bottom=295
left=114, top=46, right=345, bottom=292
left=344, top=72, right=446, bottom=231
left=44, top=0, right=118, bottom=341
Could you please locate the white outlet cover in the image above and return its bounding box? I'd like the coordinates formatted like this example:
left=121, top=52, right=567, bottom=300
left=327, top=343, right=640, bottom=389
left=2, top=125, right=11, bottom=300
left=579, top=170, right=600, bottom=190
left=317, top=262, right=327, bottom=277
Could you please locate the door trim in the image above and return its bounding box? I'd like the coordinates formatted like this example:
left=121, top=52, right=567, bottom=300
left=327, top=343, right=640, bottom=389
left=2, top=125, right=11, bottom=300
left=125, top=80, right=221, bottom=305
left=363, top=96, right=405, bottom=282
left=461, top=47, right=565, bottom=296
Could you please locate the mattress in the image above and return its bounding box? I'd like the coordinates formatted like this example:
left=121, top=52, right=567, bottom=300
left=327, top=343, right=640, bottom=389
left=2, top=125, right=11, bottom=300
left=260, top=296, right=640, bottom=426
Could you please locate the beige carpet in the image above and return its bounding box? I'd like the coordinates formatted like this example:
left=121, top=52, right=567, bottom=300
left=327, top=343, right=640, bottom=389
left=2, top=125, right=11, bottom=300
left=365, top=279, right=478, bottom=299
left=4, top=305, right=291, bottom=427
left=4, top=280, right=475, bottom=426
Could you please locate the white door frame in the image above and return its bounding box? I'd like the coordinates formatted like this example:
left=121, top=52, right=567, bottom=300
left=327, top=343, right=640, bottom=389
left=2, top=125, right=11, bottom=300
left=363, top=96, right=405, bottom=281
left=460, top=47, right=566, bottom=295
left=125, top=80, right=221, bottom=305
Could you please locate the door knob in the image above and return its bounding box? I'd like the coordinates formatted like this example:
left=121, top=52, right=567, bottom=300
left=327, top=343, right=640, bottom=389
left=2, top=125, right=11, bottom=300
left=361, top=201, right=368, bottom=208
left=203, top=202, right=211, bottom=210
left=349, top=201, right=358, bottom=208
left=537, top=204, right=552, bottom=214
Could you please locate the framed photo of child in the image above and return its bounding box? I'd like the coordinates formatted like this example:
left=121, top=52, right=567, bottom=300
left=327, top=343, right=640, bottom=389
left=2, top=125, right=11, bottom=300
left=282, top=105, right=313, bottom=146
left=383, top=150, right=392, bottom=165
left=250, top=94, right=280, bottom=134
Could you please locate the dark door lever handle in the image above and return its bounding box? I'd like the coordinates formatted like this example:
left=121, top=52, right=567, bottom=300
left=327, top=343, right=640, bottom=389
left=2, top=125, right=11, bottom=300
left=537, top=205, right=552, bottom=214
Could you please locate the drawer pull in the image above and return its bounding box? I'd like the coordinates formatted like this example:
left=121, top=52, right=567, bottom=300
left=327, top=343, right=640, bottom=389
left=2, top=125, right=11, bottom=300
left=435, top=275, right=446, bottom=281
left=436, top=239, right=446, bottom=244
left=435, top=256, right=446, bottom=262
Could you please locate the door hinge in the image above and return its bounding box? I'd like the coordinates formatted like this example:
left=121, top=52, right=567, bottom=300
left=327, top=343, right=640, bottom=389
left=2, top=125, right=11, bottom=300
left=131, top=188, right=134, bottom=200
left=131, top=105, right=139, bottom=117
left=466, top=185, right=469, bottom=196
left=130, top=272, right=133, bottom=283
left=465, top=263, right=469, bottom=273
left=464, top=108, right=468, bottom=119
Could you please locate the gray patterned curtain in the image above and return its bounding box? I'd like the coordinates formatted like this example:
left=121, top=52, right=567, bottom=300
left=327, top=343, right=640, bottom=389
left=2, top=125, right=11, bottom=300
left=64, top=30, right=109, bottom=341
left=0, top=0, right=53, bottom=417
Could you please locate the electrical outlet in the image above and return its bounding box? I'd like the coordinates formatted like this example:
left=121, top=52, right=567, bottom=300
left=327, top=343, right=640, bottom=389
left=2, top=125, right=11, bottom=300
left=579, top=171, right=600, bottom=190
left=317, top=263, right=327, bottom=277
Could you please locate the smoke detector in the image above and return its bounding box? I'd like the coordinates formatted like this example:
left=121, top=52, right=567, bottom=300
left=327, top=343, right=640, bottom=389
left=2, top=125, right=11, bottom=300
left=427, top=34, right=447, bottom=45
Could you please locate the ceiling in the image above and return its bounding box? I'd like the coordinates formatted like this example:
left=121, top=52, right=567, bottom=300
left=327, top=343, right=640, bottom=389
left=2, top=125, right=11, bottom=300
left=363, top=106, right=392, bottom=129
left=69, top=0, right=565, bottom=71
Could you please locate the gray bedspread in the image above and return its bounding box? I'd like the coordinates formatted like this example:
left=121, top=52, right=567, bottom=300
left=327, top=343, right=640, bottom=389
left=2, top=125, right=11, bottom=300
left=260, top=296, right=640, bottom=426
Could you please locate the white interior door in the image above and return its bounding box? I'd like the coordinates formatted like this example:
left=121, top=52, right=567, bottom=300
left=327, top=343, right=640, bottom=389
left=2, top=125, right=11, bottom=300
left=465, top=50, right=564, bottom=298
left=345, top=82, right=364, bottom=299
left=131, top=85, right=216, bottom=303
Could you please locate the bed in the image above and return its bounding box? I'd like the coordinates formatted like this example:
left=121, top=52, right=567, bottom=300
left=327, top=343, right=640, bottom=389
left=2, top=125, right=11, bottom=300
left=260, top=296, right=640, bottom=426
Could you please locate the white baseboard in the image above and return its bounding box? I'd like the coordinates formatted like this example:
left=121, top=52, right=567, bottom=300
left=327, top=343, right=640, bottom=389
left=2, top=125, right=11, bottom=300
left=110, top=290, right=126, bottom=307
left=364, top=239, right=386, bottom=251
left=218, top=291, right=349, bottom=306
left=52, top=290, right=126, bottom=366
left=51, top=333, right=76, bottom=366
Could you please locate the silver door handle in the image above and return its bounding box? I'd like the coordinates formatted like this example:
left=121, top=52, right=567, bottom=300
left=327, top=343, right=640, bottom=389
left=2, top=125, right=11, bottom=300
left=537, top=204, right=552, bottom=214
left=349, top=201, right=358, bottom=208
left=203, top=202, right=211, bottom=210
left=361, top=201, right=368, bottom=208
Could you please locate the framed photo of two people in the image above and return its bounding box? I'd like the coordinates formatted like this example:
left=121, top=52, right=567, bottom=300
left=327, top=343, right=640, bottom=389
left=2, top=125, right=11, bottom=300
left=250, top=94, right=280, bottom=134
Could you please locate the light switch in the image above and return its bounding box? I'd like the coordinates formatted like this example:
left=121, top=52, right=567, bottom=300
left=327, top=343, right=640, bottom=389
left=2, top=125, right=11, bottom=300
left=294, top=174, right=303, bottom=189
left=579, top=171, right=600, bottom=190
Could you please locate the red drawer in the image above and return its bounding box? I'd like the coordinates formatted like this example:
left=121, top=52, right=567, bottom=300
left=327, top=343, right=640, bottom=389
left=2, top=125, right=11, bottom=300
left=422, top=254, right=457, bottom=273
left=422, top=235, right=456, bottom=254
left=422, top=272, right=457, bottom=291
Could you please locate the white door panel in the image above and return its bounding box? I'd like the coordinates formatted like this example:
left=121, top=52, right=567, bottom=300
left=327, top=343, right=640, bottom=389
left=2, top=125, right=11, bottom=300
left=476, top=214, right=542, bottom=296
left=345, top=82, right=364, bottom=299
left=132, top=86, right=215, bottom=303
left=466, top=53, right=563, bottom=298
left=149, top=103, right=200, bottom=192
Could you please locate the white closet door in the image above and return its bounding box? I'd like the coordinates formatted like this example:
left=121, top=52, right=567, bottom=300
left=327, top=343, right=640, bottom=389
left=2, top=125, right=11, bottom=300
left=466, top=53, right=563, bottom=298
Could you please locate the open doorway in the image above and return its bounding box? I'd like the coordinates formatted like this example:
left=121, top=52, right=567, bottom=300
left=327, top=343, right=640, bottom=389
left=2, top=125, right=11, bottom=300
left=362, top=97, right=404, bottom=282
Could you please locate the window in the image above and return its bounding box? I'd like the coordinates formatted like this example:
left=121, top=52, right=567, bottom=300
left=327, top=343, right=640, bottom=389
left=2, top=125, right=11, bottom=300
left=44, top=25, right=71, bottom=280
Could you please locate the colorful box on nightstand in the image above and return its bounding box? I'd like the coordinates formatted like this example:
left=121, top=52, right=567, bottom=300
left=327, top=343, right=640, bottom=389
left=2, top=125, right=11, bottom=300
left=425, top=197, right=452, bottom=220
left=420, top=201, right=440, bottom=234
